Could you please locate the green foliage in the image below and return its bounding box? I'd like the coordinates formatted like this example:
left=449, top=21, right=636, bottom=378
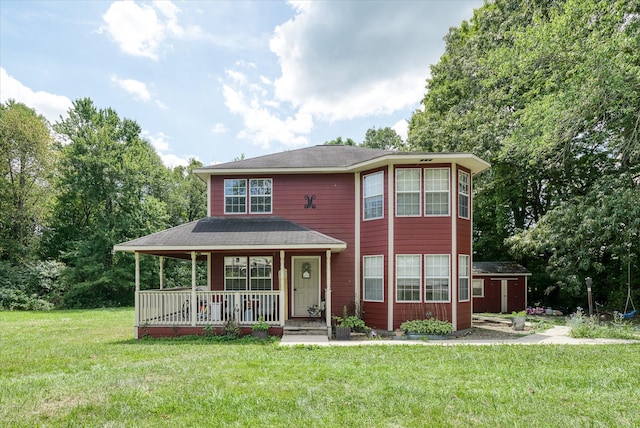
left=0, top=100, right=55, bottom=262
left=252, top=316, right=270, bottom=331
left=361, top=126, right=403, bottom=150
left=569, top=309, right=640, bottom=340
left=408, top=0, right=640, bottom=306
left=324, top=136, right=356, bottom=146
left=400, top=319, right=454, bottom=335
left=222, top=318, right=241, bottom=338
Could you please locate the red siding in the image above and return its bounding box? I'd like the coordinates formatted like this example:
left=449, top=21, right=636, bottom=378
left=472, top=276, right=527, bottom=313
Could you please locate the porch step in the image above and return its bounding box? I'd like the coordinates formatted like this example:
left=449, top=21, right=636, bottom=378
left=283, top=320, right=328, bottom=336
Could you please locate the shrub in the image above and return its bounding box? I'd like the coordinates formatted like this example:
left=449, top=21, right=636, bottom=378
left=400, top=319, right=454, bottom=335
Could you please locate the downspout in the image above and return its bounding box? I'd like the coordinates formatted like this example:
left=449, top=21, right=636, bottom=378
left=191, top=251, right=197, bottom=327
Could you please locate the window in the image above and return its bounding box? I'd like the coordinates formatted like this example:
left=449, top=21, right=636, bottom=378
left=396, top=169, right=421, bottom=216
left=458, top=170, right=470, bottom=219
left=224, top=179, right=247, bottom=214
left=472, top=279, right=484, bottom=297
left=224, top=256, right=273, bottom=290
left=396, top=255, right=421, bottom=302
left=425, top=254, right=450, bottom=301
left=363, top=256, right=384, bottom=302
left=424, top=168, right=450, bottom=216
left=250, top=179, right=272, bottom=213
left=363, top=172, right=384, bottom=220
left=459, top=255, right=470, bottom=301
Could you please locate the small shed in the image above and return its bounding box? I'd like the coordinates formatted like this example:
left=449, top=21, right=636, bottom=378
left=472, top=262, right=531, bottom=314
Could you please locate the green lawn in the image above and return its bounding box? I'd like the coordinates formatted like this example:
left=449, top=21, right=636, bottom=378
left=1, top=309, right=639, bottom=427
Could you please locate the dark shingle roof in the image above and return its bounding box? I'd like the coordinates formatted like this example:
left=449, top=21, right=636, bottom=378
left=472, top=262, right=531, bottom=275
left=199, top=145, right=394, bottom=170
left=114, top=216, right=346, bottom=253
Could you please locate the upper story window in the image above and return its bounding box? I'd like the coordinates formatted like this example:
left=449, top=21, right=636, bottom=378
left=363, top=171, right=384, bottom=220
left=424, top=168, right=450, bottom=216
left=224, top=178, right=272, bottom=214
left=396, top=168, right=421, bottom=216
left=225, top=179, right=247, bottom=214
left=250, top=179, right=272, bottom=214
left=458, top=170, right=470, bottom=219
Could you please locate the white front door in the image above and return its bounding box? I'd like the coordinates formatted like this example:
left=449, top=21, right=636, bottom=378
left=292, top=257, right=320, bottom=317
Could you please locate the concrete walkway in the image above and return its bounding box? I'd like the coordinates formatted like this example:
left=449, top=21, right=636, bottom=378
left=279, top=325, right=639, bottom=346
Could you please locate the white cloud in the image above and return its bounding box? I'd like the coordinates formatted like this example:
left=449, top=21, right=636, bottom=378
left=110, top=75, right=152, bottom=102
left=143, top=130, right=193, bottom=168
left=211, top=123, right=227, bottom=134
left=100, top=1, right=190, bottom=60
left=222, top=78, right=313, bottom=149
left=0, top=67, right=72, bottom=123
left=392, top=119, right=409, bottom=142
left=270, top=2, right=477, bottom=121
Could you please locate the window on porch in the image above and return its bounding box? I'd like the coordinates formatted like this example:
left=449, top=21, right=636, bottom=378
left=224, top=256, right=273, bottom=290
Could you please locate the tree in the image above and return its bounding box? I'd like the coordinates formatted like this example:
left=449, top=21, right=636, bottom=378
left=0, top=100, right=55, bottom=262
left=361, top=127, right=403, bottom=150
left=408, top=0, right=640, bottom=306
left=324, top=136, right=356, bottom=146
left=44, top=98, right=171, bottom=307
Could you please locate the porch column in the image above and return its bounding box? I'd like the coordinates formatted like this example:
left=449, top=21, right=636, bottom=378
left=135, top=252, right=140, bottom=329
left=159, top=256, right=164, bottom=290
left=325, top=249, right=332, bottom=337
left=191, top=251, right=197, bottom=327
left=279, top=250, right=286, bottom=326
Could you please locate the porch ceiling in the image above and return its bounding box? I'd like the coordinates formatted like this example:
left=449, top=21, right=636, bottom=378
left=113, top=216, right=347, bottom=256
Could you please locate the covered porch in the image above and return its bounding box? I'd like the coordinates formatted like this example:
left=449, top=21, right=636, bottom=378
left=114, top=217, right=346, bottom=338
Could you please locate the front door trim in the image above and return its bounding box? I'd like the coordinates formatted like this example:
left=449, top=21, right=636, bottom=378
left=291, top=256, right=321, bottom=317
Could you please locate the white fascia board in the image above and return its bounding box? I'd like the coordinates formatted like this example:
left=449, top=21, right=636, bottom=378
left=114, top=243, right=347, bottom=253
left=194, top=153, right=490, bottom=179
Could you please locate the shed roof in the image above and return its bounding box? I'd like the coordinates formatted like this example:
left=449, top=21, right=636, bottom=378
left=472, top=262, right=531, bottom=275
left=114, top=216, right=346, bottom=256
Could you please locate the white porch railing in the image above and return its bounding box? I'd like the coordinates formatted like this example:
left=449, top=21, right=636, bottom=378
left=137, top=289, right=281, bottom=327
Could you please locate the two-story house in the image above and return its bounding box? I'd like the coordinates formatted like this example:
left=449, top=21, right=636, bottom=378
left=114, top=145, right=490, bottom=338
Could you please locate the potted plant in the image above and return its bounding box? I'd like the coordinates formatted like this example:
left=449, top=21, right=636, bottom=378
left=392, top=328, right=406, bottom=340
left=400, top=319, right=453, bottom=340
left=511, top=311, right=526, bottom=331
left=332, top=306, right=367, bottom=340
left=251, top=316, right=269, bottom=339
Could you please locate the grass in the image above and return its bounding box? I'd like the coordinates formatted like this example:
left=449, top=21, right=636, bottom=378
left=1, top=309, right=639, bottom=427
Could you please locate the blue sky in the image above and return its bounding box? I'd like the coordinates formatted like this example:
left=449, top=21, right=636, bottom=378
left=1, top=1, right=479, bottom=167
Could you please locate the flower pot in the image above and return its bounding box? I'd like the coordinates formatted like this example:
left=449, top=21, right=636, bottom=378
left=252, top=330, right=268, bottom=339
left=512, top=316, right=526, bottom=331
left=335, top=326, right=351, bottom=340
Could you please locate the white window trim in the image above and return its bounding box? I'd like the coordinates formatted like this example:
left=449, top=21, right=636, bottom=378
left=424, top=254, right=451, bottom=302
left=224, top=256, right=273, bottom=291
left=395, top=168, right=422, bottom=217
left=458, top=170, right=470, bottom=220
left=363, top=171, right=384, bottom=221
left=249, top=178, right=273, bottom=214
left=224, top=179, right=248, bottom=215
left=472, top=279, right=485, bottom=298
left=363, top=255, right=384, bottom=302
left=424, top=168, right=450, bottom=217
left=458, top=255, right=470, bottom=302
left=395, top=254, right=422, bottom=303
